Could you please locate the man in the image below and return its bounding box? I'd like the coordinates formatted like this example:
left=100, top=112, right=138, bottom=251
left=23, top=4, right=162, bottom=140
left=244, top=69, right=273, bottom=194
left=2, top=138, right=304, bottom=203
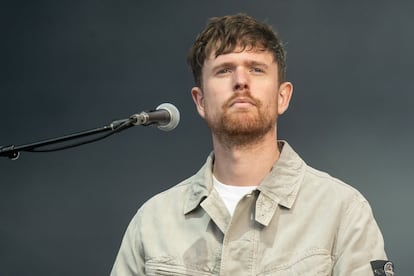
left=111, top=14, right=392, bottom=275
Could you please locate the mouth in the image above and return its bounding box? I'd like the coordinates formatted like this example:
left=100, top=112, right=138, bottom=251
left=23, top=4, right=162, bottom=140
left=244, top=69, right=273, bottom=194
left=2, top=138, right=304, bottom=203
left=229, top=97, right=256, bottom=107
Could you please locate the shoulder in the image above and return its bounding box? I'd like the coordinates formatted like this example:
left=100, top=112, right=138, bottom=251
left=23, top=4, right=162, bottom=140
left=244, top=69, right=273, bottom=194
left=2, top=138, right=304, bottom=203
left=139, top=155, right=214, bottom=217
left=139, top=175, right=196, bottom=215
left=301, top=165, right=370, bottom=208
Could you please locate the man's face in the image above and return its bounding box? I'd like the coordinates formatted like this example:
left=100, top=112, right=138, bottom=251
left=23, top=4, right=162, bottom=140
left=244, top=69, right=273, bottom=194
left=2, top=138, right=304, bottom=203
left=192, top=48, right=292, bottom=146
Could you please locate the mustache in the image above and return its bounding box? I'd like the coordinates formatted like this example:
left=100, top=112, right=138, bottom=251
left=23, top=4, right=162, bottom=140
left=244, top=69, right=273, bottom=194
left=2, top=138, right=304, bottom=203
left=223, top=92, right=262, bottom=108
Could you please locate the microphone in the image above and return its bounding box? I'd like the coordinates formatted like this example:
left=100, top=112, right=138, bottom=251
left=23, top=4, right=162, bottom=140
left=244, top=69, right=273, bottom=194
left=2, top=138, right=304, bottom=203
left=129, top=103, right=180, bottom=131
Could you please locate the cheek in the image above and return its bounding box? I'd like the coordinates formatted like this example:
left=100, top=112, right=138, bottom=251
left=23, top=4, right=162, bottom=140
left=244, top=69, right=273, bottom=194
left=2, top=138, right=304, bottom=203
left=263, top=99, right=278, bottom=116
left=255, top=83, right=278, bottom=103
left=203, top=96, right=220, bottom=114
left=260, top=89, right=280, bottom=115
left=203, top=86, right=226, bottom=107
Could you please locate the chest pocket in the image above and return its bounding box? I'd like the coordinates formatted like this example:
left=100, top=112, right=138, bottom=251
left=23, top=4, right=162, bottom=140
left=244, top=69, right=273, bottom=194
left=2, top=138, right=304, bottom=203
left=258, top=248, right=333, bottom=276
left=145, top=260, right=215, bottom=276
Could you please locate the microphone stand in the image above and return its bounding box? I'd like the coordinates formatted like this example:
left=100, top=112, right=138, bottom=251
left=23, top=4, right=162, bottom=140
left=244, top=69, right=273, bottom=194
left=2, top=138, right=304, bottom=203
left=0, top=118, right=134, bottom=160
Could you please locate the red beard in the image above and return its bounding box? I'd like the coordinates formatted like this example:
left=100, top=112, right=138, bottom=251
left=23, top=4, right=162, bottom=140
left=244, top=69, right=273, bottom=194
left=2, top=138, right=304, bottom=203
left=205, top=92, right=277, bottom=147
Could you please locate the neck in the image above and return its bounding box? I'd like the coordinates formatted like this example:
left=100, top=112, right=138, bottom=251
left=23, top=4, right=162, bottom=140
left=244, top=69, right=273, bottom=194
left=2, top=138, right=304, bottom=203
left=212, top=131, right=280, bottom=187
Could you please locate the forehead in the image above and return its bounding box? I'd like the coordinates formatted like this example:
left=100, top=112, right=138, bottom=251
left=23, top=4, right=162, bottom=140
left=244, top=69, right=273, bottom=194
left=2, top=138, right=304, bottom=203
left=204, top=48, right=277, bottom=68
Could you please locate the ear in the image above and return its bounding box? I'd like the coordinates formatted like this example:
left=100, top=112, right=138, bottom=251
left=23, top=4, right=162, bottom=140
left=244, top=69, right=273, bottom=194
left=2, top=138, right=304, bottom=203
left=191, top=86, right=206, bottom=119
left=277, top=82, right=293, bottom=115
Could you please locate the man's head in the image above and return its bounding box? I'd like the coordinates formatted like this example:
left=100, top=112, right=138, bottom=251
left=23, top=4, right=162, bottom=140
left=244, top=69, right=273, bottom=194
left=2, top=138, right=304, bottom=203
left=187, top=13, right=286, bottom=88
left=188, top=14, right=292, bottom=148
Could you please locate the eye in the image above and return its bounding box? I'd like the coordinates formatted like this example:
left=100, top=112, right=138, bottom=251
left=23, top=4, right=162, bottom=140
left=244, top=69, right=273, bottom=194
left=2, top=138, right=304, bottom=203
left=217, top=68, right=232, bottom=74
left=251, top=67, right=265, bottom=73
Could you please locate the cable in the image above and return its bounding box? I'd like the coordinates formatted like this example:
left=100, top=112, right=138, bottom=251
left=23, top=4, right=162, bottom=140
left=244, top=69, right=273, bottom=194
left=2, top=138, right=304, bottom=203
left=26, top=119, right=134, bottom=153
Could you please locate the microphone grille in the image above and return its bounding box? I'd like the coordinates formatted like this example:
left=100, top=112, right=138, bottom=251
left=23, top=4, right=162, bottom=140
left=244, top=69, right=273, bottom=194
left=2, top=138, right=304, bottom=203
left=156, top=103, right=180, bottom=131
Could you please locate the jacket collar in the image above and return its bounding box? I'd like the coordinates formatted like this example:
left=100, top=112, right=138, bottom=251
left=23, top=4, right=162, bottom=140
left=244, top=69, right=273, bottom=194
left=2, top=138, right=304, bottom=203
left=183, top=154, right=214, bottom=214
left=256, top=141, right=305, bottom=209
left=183, top=141, right=305, bottom=215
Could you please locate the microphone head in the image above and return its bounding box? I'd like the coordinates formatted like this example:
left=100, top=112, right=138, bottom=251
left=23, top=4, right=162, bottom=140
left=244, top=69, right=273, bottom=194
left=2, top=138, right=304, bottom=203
left=155, top=103, right=180, bottom=131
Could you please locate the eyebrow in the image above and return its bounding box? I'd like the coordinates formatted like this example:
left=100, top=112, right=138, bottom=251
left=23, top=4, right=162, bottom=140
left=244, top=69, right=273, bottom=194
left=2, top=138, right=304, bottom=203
left=211, top=60, right=269, bottom=72
left=245, top=60, right=269, bottom=68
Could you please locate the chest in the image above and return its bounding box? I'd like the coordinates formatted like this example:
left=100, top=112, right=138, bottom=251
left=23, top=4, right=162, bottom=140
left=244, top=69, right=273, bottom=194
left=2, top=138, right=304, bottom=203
left=143, top=194, right=335, bottom=275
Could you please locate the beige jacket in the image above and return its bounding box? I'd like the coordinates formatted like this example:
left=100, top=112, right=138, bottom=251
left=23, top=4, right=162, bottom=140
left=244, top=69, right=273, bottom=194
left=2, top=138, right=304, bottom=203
left=111, top=141, right=387, bottom=275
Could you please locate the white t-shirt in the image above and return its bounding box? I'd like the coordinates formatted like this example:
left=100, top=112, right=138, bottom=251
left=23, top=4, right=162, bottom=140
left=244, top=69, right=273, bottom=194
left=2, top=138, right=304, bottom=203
left=213, top=175, right=257, bottom=216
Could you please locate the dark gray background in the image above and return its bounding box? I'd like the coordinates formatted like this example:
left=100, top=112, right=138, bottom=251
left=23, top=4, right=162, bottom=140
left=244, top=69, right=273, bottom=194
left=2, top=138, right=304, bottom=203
left=0, top=1, right=412, bottom=275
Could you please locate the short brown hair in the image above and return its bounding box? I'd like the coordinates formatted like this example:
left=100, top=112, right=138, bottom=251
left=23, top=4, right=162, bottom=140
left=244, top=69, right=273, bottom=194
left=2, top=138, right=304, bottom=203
left=187, top=13, right=287, bottom=87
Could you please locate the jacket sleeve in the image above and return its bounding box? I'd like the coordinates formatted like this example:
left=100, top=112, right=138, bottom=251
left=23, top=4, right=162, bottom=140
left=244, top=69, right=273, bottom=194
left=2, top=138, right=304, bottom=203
left=333, top=194, right=388, bottom=275
left=110, top=210, right=145, bottom=276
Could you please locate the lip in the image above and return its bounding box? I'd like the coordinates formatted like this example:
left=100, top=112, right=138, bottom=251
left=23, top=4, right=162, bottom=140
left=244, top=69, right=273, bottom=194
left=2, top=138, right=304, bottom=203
left=229, top=97, right=256, bottom=107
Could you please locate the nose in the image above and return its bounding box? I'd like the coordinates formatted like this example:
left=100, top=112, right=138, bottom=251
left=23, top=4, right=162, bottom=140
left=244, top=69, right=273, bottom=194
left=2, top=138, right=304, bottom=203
left=233, top=68, right=249, bottom=91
